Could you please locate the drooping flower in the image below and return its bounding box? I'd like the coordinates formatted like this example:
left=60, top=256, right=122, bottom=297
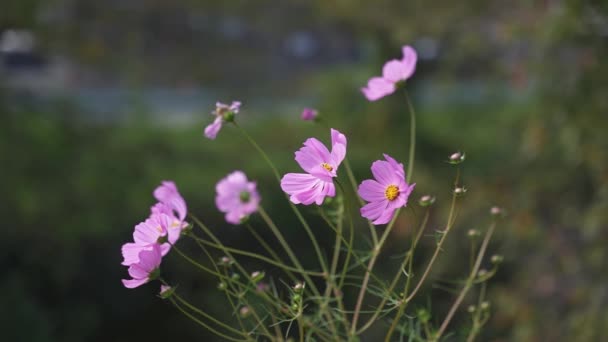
left=122, top=244, right=162, bottom=289
left=281, top=129, right=347, bottom=205
left=204, top=101, right=241, bottom=139
left=215, top=171, right=260, bottom=224
left=358, top=154, right=415, bottom=225
left=301, top=108, right=318, bottom=121
left=153, top=181, right=187, bottom=222
left=362, top=45, right=417, bottom=101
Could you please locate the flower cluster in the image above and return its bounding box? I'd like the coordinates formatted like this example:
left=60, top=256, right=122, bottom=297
left=121, top=181, right=188, bottom=288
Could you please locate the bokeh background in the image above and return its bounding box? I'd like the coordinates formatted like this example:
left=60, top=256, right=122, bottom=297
left=2, top=0, right=607, bottom=341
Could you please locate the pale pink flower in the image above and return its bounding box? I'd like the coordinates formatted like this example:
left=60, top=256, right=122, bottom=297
left=358, top=154, right=415, bottom=224
left=122, top=244, right=162, bottom=289
left=216, top=171, right=260, bottom=224
left=204, top=101, right=241, bottom=139
left=362, top=45, right=417, bottom=101
left=121, top=212, right=173, bottom=266
left=301, top=108, right=318, bottom=121
left=281, top=129, right=347, bottom=205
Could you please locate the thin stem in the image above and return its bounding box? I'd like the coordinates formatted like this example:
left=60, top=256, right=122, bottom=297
left=404, top=90, right=416, bottom=183
left=384, top=169, right=461, bottom=341
left=173, top=292, right=249, bottom=337
left=169, top=297, right=248, bottom=342
left=350, top=208, right=402, bottom=334
left=344, top=158, right=379, bottom=245
left=434, top=221, right=496, bottom=340
left=356, top=208, right=430, bottom=334
left=245, top=223, right=299, bottom=282
left=189, top=235, right=325, bottom=277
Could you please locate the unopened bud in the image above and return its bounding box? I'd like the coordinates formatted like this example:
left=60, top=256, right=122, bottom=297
left=301, top=108, right=319, bottom=121
left=491, top=255, right=504, bottom=264
left=159, top=285, right=175, bottom=299
left=477, top=269, right=488, bottom=278
left=217, top=282, right=227, bottom=291
left=454, top=187, right=467, bottom=196
left=239, top=306, right=251, bottom=318
left=490, top=206, right=504, bottom=217
left=480, top=301, right=490, bottom=310
left=230, top=273, right=240, bottom=281
left=250, top=271, right=265, bottom=283
left=467, top=305, right=476, bottom=313
left=218, top=256, right=233, bottom=267
left=448, top=152, right=466, bottom=164
left=293, top=282, right=304, bottom=293
left=419, top=195, right=436, bottom=207
left=467, top=229, right=480, bottom=238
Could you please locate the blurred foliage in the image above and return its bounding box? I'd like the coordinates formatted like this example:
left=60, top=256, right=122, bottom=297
left=2, top=0, right=608, bottom=341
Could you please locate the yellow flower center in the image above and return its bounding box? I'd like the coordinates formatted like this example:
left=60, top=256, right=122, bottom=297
left=385, top=185, right=399, bottom=201
left=155, top=225, right=163, bottom=233
left=321, top=163, right=333, bottom=172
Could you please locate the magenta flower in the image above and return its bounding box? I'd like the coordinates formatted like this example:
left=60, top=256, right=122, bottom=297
left=358, top=154, right=415, bottom=225
left=204, top=101, right=241, bottom=139
left=154, top=181, right=187, bottom=222
left=122, top=244, right=162, bottom=289
left=361, top=45, right=417, bottom=101
left=301, top=108, right=318, bottom=121
left=216, top=171, right=260, bottom=224
left=281, top=129, right=347, bottom=205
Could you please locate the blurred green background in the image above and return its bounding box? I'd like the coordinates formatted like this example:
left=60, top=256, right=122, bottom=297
left=2, top=0, right=607, bottom=341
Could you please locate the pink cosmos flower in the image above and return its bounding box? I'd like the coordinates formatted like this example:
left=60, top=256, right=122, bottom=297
left=204, top=101, right=241, bottom=139
left=281, top=129, right=347, bottom=205
left=358, top=154, right=415, bottom=225
left=122, top=244, right=162, bottom=289
left=361, top=45, right=417, bottom=101
left=216, top=171, right=260, bottom=224
left=154, top=181, right=187, bottom=222
left=301, top=108, right=318, bottom=121
left=121, top=212, right=174, bottom=266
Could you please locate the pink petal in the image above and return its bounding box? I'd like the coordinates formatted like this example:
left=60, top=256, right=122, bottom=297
left=382, top=59, right=410, bottom=83
left=400, top=45, right=418, bottom=80
left=295, top=138, right=332, bottom=173
left=373, top=207, right=396, bottom=225
left=330, top=128, right=347, bottom=166
left=127, top=263, right=149, bottom=279
left=360, top=200, right=389, bottom=222
left=122, top=278, right=148, bottom=289
left=121, top=243, right=146, bottom=266
left=383, top=154, right=405, bottom=180
left=358, top=180, right=387, bottom=202
left=137, top=244, right=162, bottom=272
left=371, top=160, right=400, bottom=185
left=204, top=117, right=223, bottom=139
left=361, top=77, right=396, bottom=101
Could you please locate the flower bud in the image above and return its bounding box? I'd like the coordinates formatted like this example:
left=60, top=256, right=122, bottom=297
left=477, top=269, right=488, bottom=278
left=218, top=256, right=233, bottom=267
left=159, top=285, right=175, bottom=299
left=490, top=206, right=505, bottom=218
left=491, top=255, right=504, bottom=264
left=467, top=229, right=480, bottom=238
left=480, top=301, right=490, bottom=310
left=217, top=282, right=227, bottom=291
left=419, top=195, right=436, bottom=207
left=467, top=305, right=476, bottom=313
left=293, top=282, right=305, bottom=293
left=230, top=273, right=240, bottom=281
left=301, top=108, right=318, bottom=121
left=416, top=308, right=430, bottom=323
left=454, top=187, right=467, bottom=196
left=239, top=306, right=251, bottom=318
left=448, top=152, right=465, bottom=165
left=250, top=271, right=265, bottom=283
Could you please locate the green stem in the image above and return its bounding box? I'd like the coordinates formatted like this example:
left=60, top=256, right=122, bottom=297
left=384, top=168, right=461, bottom=341
left=189, top=234, right=325, bottom=277
left=356, top=208, right=430, bottom=334
left=344, top=158, right=379, bottom=245
left=245, top=223, right=299, bottom=282
left=169, top=297, right=248, bottom=342
left=404, top=90, right=416, bottom=183
left=434, top=221, right=497, bottom=341
left=174, top=292, right=249, bottom=337
left=350, top=208, right=402, bottom=334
